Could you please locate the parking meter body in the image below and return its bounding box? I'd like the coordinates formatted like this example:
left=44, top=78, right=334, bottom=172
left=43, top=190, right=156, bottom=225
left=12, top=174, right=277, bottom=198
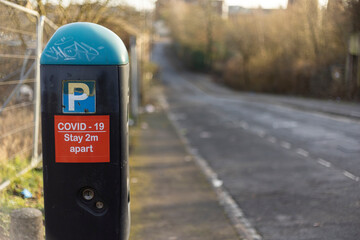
left=40, top=23, right=130, bottom=240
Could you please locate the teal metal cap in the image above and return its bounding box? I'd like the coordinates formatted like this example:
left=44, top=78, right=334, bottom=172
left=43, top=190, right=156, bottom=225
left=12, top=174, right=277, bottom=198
left=41, top=22, right=129, bottom=65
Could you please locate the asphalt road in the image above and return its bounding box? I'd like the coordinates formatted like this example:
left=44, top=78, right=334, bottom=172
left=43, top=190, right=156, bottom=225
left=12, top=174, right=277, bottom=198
left=152, top=41, right=360, bottom=240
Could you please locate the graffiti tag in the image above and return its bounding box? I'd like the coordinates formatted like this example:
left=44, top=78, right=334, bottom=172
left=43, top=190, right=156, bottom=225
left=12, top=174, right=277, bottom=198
left=44, top=37, right=102, bottom=62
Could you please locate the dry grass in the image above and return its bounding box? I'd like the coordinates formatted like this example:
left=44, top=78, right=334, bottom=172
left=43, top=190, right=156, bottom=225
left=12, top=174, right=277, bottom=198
left=0, top=0, right=38, bottom=168
left=0, top=103, right=34, bottom=163
left=0, top=100, right=35, bottom=187
left=0, top=101, right=42, bottom=240
left=163, top=1, right=359, bottom=99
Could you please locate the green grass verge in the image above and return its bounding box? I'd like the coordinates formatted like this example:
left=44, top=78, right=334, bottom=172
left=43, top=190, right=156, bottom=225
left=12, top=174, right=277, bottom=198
left=0, top=158, right=31, bottom=184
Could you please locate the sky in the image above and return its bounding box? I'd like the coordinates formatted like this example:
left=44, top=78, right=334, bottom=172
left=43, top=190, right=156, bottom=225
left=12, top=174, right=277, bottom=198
left=127, top=0, right=329, bottom=10
left=125, top=0, right=155, bottom=10
left=226, top=0, right=287, bottom=8
left=226, top=0, right=329, bottom=8
left=56, top=0, right=328, bottom=10
left=126, top=0, right=289, bottom=10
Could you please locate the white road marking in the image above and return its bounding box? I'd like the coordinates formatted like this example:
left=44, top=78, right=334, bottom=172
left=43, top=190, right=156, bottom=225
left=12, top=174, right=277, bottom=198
left=280, top=141, right=291, bottom=149
left=350, top=111, right=360, bottom=118
left=267, top=136, right=277, bottom=143
left=257, top=131, right=266, bottom=138
left=182, top=99, right=360, bottom=192
left=317, top=158, right=332, bottom=168
left=212, top=178, right=223, bottom=188
left=296, top=148, right=309, bottom=157
left=249, top=127, right=266, bottom=137
left=166, top=108, right=263, bottom=240
left=239, top=121, right=249, bottom=129
left=343, top=171, right=360, bottom=182
left=200, top=131, right=211, bottom=138
left=272, top=121, right=298, bottom=129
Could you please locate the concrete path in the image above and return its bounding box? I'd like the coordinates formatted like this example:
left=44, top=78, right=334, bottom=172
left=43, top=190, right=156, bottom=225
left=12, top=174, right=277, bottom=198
left=129, top=110, right=239, bottom=240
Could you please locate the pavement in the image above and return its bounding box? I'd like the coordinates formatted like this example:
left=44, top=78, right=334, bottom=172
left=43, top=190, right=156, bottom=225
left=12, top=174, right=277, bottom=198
left=129, top=94, right=240, bottom=240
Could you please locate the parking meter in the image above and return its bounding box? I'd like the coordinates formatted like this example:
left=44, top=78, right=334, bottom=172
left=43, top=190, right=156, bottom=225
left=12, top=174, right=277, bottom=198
left=40, top=22, right=130, bottom=240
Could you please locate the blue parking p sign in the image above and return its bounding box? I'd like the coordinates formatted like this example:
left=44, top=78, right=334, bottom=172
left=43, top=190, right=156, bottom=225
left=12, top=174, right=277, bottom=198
left=62, top=80, right=96, bottom=113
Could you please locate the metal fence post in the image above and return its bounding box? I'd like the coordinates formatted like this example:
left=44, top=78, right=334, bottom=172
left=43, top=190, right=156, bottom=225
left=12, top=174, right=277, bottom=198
left=0, top=0, right=57, bottom=194
left=130, top=35, right=139, bottom=123
left=32, top=16, right=44, bottom=165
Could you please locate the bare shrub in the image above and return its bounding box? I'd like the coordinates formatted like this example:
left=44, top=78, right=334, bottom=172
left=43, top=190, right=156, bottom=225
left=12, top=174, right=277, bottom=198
left=162, top=0, right=359, bottom=99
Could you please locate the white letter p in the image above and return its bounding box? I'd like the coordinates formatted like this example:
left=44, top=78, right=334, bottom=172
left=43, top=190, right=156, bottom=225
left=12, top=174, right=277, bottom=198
left=68, top=83, right=90, bottom=111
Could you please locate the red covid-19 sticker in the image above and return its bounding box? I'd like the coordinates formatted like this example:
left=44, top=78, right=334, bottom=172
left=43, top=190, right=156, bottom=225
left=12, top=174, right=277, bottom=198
left=54, top=115, right=110, bottom=163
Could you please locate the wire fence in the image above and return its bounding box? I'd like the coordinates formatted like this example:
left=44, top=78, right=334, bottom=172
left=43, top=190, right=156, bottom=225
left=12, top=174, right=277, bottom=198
left=0, top=0, right=57, bottom=190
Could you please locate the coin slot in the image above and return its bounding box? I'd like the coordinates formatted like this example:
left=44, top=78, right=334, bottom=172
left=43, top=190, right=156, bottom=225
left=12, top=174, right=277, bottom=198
left=82, top=188, right=95, bottom=201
